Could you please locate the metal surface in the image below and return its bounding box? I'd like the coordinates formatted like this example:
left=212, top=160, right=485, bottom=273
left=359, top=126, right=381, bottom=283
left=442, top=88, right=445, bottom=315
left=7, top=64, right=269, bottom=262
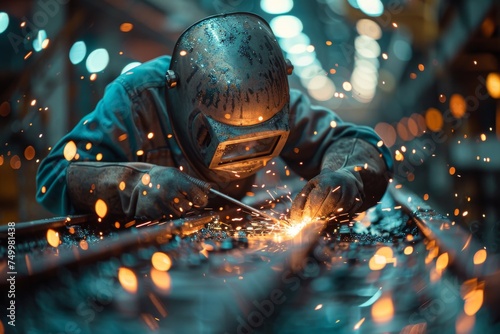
left=2, top=186, right=500, bottom=333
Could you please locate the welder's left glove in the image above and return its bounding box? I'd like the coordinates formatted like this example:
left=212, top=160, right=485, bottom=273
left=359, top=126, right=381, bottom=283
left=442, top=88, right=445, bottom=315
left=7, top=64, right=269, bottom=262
left=290, top=138, right=390, bottom=222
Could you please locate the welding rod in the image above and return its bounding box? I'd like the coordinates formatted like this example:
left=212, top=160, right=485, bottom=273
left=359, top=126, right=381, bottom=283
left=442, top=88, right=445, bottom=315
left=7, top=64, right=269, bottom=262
left=186, top=175, right=280, bottom=223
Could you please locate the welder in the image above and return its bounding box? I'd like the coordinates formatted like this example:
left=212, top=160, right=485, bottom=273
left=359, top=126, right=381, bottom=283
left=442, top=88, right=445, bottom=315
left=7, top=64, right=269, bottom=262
left=36, top=12, right=393, bottom=223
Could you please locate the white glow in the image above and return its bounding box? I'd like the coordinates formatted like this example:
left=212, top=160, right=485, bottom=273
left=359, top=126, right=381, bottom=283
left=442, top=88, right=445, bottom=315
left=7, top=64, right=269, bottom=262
left=343, top=81, right=352, bottom=91
left=307, top=75, right=336, bottom=101
left=351, top=68, right=377, bottom=90
left=69, top=41, right=87, bottom=65
left=270, top=15, right=303, bottom=38
left=278, top=32, right=310, bottom=53
left=356, top=19, right=382, bottom=40
left=0, top=12, right=9, bottom=34
left=352, top=87, right=376, bottom=103
left=86, top=48, right=110, bottom=73
left=358, top=0, right=384, bottom=17
left=297, top=63, right=325, bottom=87
left=293, top=60, right=323, bottom=78
left=287, top=50, right=316, bottom=67
left=354, top=35, right=380, bottom=59
left=261, top=0, right=293, bottom=14
left=351, top=55, right=379, bottom=104
left=121, top=61, right=142, bottom=74
left=355, top=58, right=379, bottom=73
left=33, top=30, right=47, bottom=52
left=288, top=43, right=308, bottom=54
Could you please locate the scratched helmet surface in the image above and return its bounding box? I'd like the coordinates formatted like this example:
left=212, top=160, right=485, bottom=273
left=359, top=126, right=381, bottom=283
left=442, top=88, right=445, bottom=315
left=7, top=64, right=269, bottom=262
left=166, top=12, right=292, bottom=181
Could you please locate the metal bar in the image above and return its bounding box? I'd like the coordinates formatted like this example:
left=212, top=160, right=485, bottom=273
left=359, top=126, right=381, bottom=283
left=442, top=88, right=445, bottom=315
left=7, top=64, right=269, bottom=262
left=389, top=182, right=500, bottom=320
left=0, top=213, right=217, bottom=284
left=209, top=188, right=282, bottom=223
left=0, top=214, right=92, bottom=237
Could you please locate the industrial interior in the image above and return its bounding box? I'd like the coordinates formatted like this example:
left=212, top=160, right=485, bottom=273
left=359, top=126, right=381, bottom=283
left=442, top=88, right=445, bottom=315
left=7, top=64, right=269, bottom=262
left=1, top=0, right=500, bottom=333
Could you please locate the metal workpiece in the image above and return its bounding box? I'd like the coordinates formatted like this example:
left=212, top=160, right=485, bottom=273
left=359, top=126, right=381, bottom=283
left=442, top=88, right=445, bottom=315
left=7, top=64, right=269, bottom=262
left=389, top=182, right=500, bottom=322
left=3, top=186, right=500, bottom=333
left=0, top=213, right=219, bottom=281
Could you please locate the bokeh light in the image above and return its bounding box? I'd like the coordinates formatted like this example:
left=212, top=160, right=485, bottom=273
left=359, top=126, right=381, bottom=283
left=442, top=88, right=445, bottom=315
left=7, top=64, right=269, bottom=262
left=270, top=15, right=303, bottom=38
left=425, top=108, right=444, bottom=132
left=260, top=0, right=293, bottom=14
left=121, top=62, right=142, bottom=74
left=450, top=94, right=467, bottom=118
left=486, top=72, right=500, bottom=99
left=357, top=0, right=384, bottom=17
left=356, top=19, right=382, bottom=40
left=0, top=12, right=9, bottom=34
left=46, top=229, right=60, bottom=248
left=151, top=252, right=172, bottom=272
left=118, top=267, right=138, bottom=294
left=69, top=41, right=87, bottom=65
left=86, top=48, right=110, bottom=73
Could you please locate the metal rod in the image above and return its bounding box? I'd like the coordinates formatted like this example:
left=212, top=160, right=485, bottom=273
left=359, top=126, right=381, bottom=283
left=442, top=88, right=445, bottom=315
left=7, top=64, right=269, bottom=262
left=185, top=174, right=282, bottom=223
left=209, top=188, right=280, bottom=223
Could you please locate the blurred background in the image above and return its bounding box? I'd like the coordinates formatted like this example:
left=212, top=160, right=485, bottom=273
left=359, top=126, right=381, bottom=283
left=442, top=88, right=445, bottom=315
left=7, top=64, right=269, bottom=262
left=1, top=0, right=499, bottom=250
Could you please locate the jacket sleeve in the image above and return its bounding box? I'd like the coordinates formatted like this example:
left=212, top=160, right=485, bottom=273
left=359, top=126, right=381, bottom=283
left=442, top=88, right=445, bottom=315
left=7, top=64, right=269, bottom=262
left=280, top=89, right=393, bottom=182
left=36, top=81, right=144, bottom=215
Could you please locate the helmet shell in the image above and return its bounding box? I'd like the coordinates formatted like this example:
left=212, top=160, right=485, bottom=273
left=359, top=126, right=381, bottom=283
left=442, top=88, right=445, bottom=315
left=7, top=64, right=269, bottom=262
left=166, top=12, right=291, bottom=180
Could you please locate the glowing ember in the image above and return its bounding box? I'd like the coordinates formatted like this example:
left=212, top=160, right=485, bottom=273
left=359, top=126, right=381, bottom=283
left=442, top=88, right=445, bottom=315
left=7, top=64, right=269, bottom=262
left=371, top=295, right=394, bottom=323
left=141, top=173, right=151, bottom=186
left=46, top=229, right=60, bottom=248
left=79, top=240, right=89, bottom=250
left=473, top=249, right=487, bottom=265
left=118, top=267, right=138, bottom=293
left=24, top=146, right=35, bottom=160
left=63, top=141, right=77, bottom=161
left=10, top=155, right=21, bottom=169
left=462, top=234, right=472, bottom=251
left=463, top=289, right=483, bottom=316
left=353, top=317, right=365, bottom=330
left=435, top=252, right=449, bottom=273
left=285, top=220, right=308, bottom=237
left=369, top=246, right=395, bottom=270
left=120, top=22, right=134, bottom=32
left=151, top=252, right=172, bottom=272
left=95, top=199, right=108, bottom=218
left=403, top=246, right=413, bottom=255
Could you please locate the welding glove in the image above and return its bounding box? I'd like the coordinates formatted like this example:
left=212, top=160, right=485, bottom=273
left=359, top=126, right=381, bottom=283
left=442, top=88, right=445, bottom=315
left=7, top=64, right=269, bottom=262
left=66, top=162, right=209, bottom=220
left=290, top=138, right=389, bottom=222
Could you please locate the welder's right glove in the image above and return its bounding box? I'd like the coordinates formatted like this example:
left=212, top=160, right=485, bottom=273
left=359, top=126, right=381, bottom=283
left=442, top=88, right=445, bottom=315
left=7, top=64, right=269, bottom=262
left=290, top=138, right=391, bottom=223
left=66, top=162, right=209, bottom=220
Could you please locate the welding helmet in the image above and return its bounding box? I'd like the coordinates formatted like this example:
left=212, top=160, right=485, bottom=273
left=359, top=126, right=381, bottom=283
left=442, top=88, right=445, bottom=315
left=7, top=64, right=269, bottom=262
left=166, top=12, right=293, bottom=180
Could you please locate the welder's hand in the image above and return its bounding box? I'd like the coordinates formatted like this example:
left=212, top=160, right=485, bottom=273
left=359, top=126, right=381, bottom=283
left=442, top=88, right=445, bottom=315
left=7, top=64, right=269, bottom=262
left=134, top=166, right=209, bottom=219
left=290, top=168, right=364, bottom=222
